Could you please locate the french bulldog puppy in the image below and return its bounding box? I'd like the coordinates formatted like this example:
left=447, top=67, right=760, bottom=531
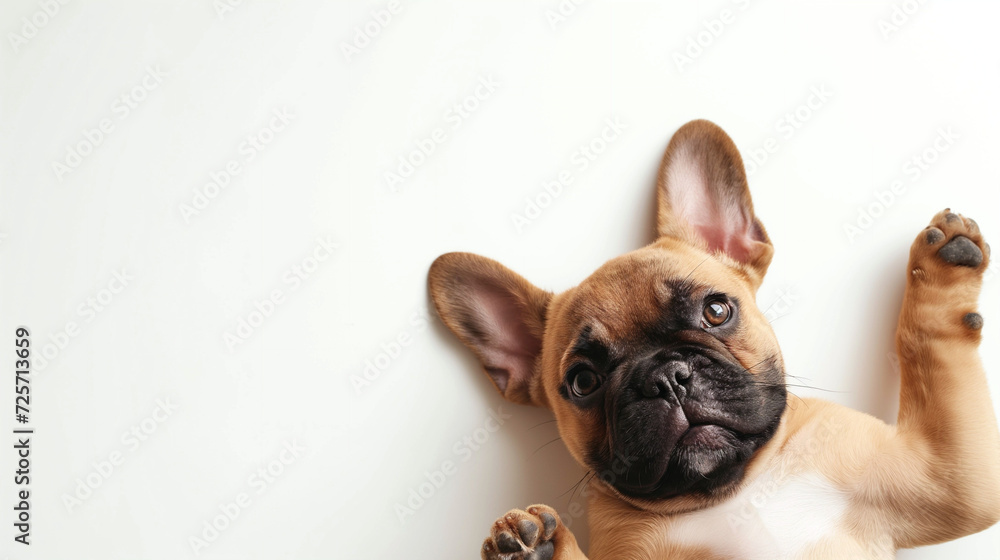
left=428, top=120, right=1000, bottom=559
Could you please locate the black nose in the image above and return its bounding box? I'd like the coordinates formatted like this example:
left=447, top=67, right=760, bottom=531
left=640, top=361, right=691, bottom=398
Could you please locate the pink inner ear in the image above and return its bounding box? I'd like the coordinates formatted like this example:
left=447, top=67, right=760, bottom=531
left=667, top=150, right=758, bottom=263
left=470, top=283, right=542, bottom=392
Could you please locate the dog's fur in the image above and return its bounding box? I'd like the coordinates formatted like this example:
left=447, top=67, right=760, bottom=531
left=428, top=120, right=1000, bottom=559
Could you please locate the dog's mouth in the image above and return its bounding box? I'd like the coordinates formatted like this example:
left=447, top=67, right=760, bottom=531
left=599, top=396, right=783, bottom=501
left=678, top=423, right=734, bottom=448
left=610, top=418, right=745, bottom=499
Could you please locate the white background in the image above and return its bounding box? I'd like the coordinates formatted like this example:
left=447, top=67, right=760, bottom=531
left=1, top=0, right=999, bottom=558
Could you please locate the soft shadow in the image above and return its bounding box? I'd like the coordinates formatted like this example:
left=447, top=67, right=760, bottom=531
left=856, top=253, right=909, bottom=424
left=639, top=150, right=663, bottom=247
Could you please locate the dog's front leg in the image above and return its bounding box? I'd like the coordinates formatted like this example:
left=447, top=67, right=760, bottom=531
left=885, top=209, right=1000, bottom=546
left=480, top=504, right=588, bottom=560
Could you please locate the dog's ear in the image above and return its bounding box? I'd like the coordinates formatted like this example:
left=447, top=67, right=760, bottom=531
left=656, top=119, right=773, bottom=288
left=428, top=253, right=552, bottom=406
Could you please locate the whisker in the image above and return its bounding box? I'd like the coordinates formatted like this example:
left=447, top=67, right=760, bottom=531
left=682, top=257, right=711, bottom=286
left=558, top=471, right=591, bottom=499
left=575, top=471, right=598, bottom=503
left=569, top=471, right=599, bottom=507
left=740, top=359, right=829, bottom=397
left=743, top=358, right=771, bottom=373
left=528, top=419, right=558, bottom=430
left=783, top=383, right=846, bottom=393
left=746, top=381, right=846, bottom=394
left=533, top=436, right=564, bottom=455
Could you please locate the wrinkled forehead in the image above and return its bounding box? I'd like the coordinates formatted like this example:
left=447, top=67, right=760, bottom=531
left=555, top=243, right=747, bottom=342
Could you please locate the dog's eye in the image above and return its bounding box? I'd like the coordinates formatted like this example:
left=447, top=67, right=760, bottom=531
left=702, top=301, right=731, bottom=328
left=570, top=368, right=600, bottom=397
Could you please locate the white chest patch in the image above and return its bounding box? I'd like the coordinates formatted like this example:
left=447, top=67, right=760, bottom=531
left=667, top=471, right=849, bottom=559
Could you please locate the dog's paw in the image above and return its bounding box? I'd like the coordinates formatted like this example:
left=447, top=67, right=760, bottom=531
left=907, top=210, right=990, bottom=334
left=911, top=209, right=990, bottom=277
left=481, top=505, right=562, bottom=560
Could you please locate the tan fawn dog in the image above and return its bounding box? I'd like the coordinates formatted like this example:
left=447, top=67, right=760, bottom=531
left=428, top=120, right=1000, bottom=559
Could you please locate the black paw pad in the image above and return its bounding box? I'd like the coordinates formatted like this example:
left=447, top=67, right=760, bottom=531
left=496, top=532, right=521, bottom=553
left=938, top=236, right=983, bottom=267
left=925, top=228, right=945, bottom=244
left=539, top=513, right=557, bottom=540
left=964, top=313, right=984, bottom=330
left=526, top=541, right=555, bottom=560
left=945, top=212, right=961, bottom=223
left=517, top=519, right=538, bottom=546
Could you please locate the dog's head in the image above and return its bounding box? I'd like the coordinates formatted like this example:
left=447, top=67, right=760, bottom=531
left=429, top=120, right=787, bottom=509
